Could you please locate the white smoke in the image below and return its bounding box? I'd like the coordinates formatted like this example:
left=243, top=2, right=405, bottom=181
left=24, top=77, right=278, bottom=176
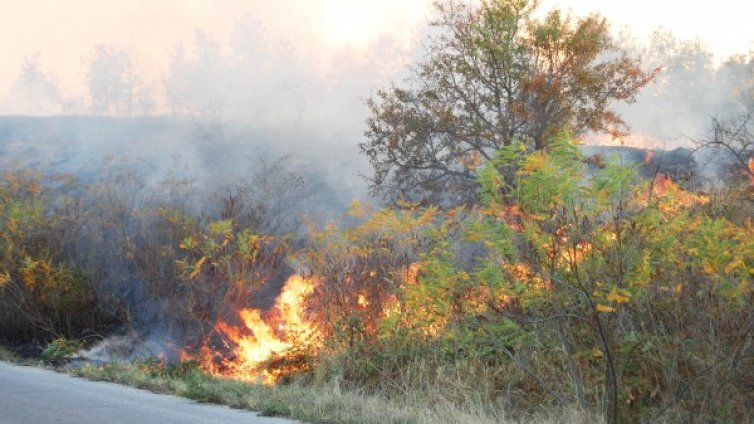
left=74, top=330, right=181, bottom=364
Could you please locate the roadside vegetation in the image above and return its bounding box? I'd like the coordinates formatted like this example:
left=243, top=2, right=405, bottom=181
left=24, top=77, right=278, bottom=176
left=3, top=131, right=751, bottom=422
left=69, top=360, right=596, bottom=424
left=2, top=1, right=753, bottom=423
left=0, top=345, right=18, bottom=362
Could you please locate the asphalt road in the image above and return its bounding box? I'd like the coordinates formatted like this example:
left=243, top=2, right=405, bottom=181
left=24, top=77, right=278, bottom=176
left=0, top=361, right=298, bottom=424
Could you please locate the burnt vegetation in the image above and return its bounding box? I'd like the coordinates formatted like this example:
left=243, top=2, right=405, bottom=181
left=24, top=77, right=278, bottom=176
left=2, top=1, right=754, bottom=423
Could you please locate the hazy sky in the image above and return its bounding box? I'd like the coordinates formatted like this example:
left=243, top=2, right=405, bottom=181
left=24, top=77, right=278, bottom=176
left=541, top=0, right=754, bottom=59
left=1, top=0, right=753, bottom=100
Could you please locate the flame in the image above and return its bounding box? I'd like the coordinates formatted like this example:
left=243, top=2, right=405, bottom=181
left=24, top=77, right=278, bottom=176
left=587, top=132, right=664, bottom=150
left=560, top=241, right=593, bottom=267
left=748, top=157, right=754, bottom=185
left=189, top=275, right=321, bottom=385
left=642, top=173, right=710, bottom=213
left=503, top=262, right=549, bottom=290
left=653, top=173, right=672, bottom=195
left=382, top=294, right=401, bottom=319
left=378, top=262, right=451, bottom=337
left=406, top=262, right=422, bottom=285
left=644, top=150, right=655, bottom=165
left=504, top=263, right=532, bottom=280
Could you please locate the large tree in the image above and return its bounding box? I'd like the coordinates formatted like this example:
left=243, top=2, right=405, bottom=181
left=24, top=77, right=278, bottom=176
left=361, top=0, right=656, bottom=206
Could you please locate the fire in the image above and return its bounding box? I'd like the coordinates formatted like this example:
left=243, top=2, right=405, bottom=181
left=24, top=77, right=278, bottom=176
left=382, top=294, right=401, bottom=319
left=644, top=150, right=655, bottom=165
left=190, top=275, right=321, bottom=385
left=653, top=173, right=672, bottom=195
left=357, top=293, right=369, bottom=308
left=560, top=240, right=593, bottom=267
left=504, top=263, right=532, bottom=280
left=504, top=262, right=549, bottom=289
left=587, top=132, right=664, bottom=150
left=644, top=173, right=710, bottom=213
left=406, top=262, right=422, bottom=285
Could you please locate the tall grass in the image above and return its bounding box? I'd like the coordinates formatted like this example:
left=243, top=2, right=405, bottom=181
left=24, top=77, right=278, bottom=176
left=69, top=360, right=599, bottom=424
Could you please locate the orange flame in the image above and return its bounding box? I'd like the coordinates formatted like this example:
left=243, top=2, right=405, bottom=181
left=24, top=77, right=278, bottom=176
left=643, top=173, right=709, bottom=213
left=644, top=150, right=655, bottom=165
left=587, top=133, right=663, bottom=150
left=357, top=293, right=369, bottom=308
left=191, top=275, right=321, bottom=385
left=653, top=173, right=672, bottom=195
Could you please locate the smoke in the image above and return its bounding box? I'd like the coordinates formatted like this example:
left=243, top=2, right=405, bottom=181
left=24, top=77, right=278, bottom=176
left=2, top=2, right=752, bottom=363
left=73, top=330, right=181, bottom=365
left=605, top=29, right=754, bottom=148
left=2, top=7, right=751, bottom=189
left=0, top=9, right=430, bottom=217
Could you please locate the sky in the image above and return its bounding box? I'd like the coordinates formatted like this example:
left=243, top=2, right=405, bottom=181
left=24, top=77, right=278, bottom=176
left=541, top=0, right=754, bottom=60
left=0, top=0, right=430, bottom=97
left=0, top=0, right=753, bottom=107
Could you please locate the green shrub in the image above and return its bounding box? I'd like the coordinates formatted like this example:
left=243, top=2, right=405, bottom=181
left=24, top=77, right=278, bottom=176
left=41, top=337, right=82, bottom=364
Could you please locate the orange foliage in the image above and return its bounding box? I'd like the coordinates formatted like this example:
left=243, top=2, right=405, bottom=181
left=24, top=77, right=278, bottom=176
left=498, top=203, right=524, bottom=232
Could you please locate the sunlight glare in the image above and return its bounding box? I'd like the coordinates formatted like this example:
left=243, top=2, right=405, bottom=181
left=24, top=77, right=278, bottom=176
left=321, top=2, right=377, bottom=49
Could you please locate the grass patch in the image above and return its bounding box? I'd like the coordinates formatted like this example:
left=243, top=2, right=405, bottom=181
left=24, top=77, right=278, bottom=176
left=0, top=345, right=18, bottom=362
left=67, top=360, right=599, bottom=424
left=0, top=345, right=42, bottom=367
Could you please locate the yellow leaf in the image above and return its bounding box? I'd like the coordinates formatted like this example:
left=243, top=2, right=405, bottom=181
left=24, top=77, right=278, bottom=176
left=189, top=256, right=207, bottom=280
left=738, top=278, right=750, bottom=293
left=596, top=303, right=615, bottom=313
left=348, top=200, right=364, bottom=217
left=606, top=289, right=630, bottom=304
left=179, top=237, right=196, bottom=250
left=591, top=347, right=603, bottom=359
left=724, top=258, right=744, bottom=274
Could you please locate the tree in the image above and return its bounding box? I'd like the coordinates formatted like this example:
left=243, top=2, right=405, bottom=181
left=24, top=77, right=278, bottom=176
left=468, top=134, right=752, bottom=422
left=86, top=45, right=155, bottom=116
left=164, top=32, right=230, bottom=141
left=165, top=32, right=228, bottom=119
left=719, top=52, right=754, bottom=107
left=0, top=55, right=62, bottom=115
left=360, top=0, right=656, bottom=206
left=695, top=105, right=754, bottom=190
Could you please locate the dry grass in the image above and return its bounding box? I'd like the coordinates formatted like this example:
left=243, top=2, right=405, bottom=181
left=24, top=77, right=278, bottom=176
left=0, top=345, right=18, bottom=362
left=68, top=361, right=599, bottom=424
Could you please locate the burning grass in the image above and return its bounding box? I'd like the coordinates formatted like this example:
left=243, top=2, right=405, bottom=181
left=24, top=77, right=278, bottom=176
left=184, top=275, right=322, bottom=385
left=2, top=133, right=753, bottom=423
